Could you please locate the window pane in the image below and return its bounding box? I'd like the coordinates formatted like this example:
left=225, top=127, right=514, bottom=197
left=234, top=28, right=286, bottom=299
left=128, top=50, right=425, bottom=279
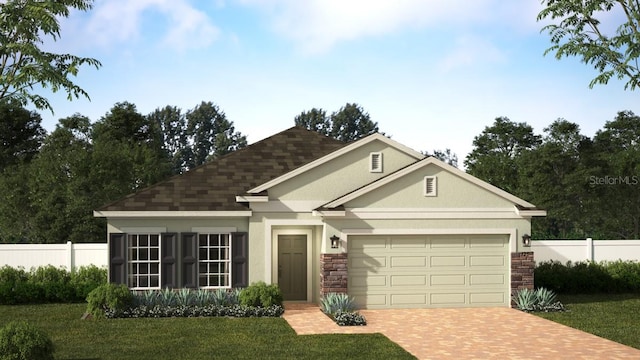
left=150, top=235, right=159, bottom=247
left=139, top=276, right=148, bottom=287
left=199, top=235, right=208, bottom=247
left=199, top=263, right=207, bottom=273
left=199, top=275, right=207, bottom=287
left=199, top=248, right=207, bottom=260
left=129, top=248, right=137, bottom=261
left=212, top=236, right=219, bottom=247
left=220, top=248, right=228, bottom=260
left=209, top=248, right=218, bottom=261
left=139, top=235, right=148, bottom=247
left=150, top=248, right=159, bottom=260
left=139, top=248, right=148, bottom=261
left=150, top=276, right=159, bottom=288
left=129, top=235, right=138, bottom=247
left=140, top=264, right=148, bottom=275
left=221, top=234, right=229, bottom=246
left=150, top=263, right=159, bottom=274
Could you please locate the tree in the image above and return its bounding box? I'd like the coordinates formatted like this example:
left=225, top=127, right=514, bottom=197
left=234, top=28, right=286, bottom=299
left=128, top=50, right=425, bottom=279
left=185, top=101, right=247, bottom=168
left=426, top=149, right=459, bottom=168
left=538, top=0, right=640, bottom=90
left=0, top=99, right=46, bottom=170
left=589, top=110, right=640, bottom=238
left=295, top=103, right=379, bottom=142
left=518, top=119, right=592, bottom=238
left=465, top=117, right=541, bottom=194
left=148, top=105, right=191, bottom=174
left=0, top=0, right=102, bottom=112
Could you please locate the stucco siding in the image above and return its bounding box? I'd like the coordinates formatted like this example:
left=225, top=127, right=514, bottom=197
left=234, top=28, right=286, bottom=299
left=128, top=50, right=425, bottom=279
left=345, top=164, right=514, bottom=209
left=269, top=139, right=418, bottom=201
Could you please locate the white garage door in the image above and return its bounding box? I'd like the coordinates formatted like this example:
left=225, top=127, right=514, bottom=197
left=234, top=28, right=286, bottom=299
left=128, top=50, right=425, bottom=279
left=348, top=234, right=510, bottom=309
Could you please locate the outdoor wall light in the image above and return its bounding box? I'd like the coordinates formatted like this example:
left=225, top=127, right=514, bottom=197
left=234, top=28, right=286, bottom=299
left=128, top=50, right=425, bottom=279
left=330, top=235, right=340, bottom=249
left=522, top=233, right=531, bottom=247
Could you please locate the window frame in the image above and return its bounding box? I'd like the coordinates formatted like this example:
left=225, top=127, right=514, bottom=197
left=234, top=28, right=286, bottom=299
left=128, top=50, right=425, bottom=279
left=197, top=232, right=233, bottom=289
left=127, top=233, right=161, bottom=290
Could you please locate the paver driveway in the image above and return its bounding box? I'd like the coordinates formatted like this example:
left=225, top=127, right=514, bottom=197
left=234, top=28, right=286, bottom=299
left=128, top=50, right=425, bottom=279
left=283, top=303, right=640, bottom=359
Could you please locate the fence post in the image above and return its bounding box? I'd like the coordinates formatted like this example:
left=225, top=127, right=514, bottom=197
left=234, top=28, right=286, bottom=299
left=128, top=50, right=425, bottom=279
left=586, top=237, right=594, bottom=261
left=66, top=241, right=73, bottom=270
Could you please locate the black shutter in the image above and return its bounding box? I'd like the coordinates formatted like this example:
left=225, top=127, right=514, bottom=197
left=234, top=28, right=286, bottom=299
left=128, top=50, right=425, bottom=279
left=181, top=232, right=198, bottom=288
left=231, top=232, right=249, bottom=288
left=161, top=233, right=178, bottom=289
left=109, top=233, right=127, bottom=285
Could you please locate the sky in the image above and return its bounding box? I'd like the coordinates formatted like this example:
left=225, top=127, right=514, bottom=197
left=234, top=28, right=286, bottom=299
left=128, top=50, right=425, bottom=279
left=34, top=0, right=638, bottom=163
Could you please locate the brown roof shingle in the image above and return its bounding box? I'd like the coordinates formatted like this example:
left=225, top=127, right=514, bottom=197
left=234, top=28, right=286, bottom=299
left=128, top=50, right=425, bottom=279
left=98, top=126, right=346, bottom=212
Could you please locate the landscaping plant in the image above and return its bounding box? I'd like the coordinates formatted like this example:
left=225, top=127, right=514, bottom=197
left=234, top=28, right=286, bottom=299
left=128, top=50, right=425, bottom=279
left=512, top=287, right=566, bottom=312
left=0, top=321, right=54, bottom=360
left=320, top=292, right=366, bottom=326
left=535, top=260, right=640, bottom=294
left=85, top=283, right=133, bottom=318
left=239, top=282, right=283, bottom=307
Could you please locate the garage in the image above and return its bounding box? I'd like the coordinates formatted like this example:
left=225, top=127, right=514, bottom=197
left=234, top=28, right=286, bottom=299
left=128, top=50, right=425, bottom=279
left=348, top=234, right=510, bottom=309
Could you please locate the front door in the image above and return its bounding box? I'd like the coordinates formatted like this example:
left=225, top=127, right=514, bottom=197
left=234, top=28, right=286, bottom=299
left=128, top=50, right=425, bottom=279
left=278, top=235, right=307, bottom=301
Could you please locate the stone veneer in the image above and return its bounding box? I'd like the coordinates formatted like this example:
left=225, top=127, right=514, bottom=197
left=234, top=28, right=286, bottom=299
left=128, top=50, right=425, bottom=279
left=319, top=253, right=348, bottom=297
left=511, top=251, right=534, bottom=292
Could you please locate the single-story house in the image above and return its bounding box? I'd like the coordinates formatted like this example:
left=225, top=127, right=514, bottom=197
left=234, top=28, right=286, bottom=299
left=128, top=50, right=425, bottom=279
left=94, top=126, right=545, bottom=309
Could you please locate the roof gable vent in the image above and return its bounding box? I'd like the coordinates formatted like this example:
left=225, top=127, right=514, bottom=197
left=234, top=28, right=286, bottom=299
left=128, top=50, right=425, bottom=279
left=424, top=176, right=437, bottom=197
left=369, top=152, right=383, bottom=173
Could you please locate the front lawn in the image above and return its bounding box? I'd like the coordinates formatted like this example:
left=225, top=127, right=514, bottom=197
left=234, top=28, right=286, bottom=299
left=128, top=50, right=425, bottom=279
left=0, top=304, right=414, bottom=359
left=535, top=293, right=640, bottom=350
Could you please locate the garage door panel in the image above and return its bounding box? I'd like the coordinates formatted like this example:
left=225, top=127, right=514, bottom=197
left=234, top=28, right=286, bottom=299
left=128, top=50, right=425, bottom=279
left=469, top=274, right=506, bottom=285
left=430, top=256, right=466, bottom=267
left=470, top=255, right=505, bottom=267
left=430, top=274, right=466, bottom=286
left=391, top=256, right=426, bottom=267
left=348, top=234, right=509, bottom=309
left=350, top=255, right=386, bottom=269
left=391, top=275, right=426, bottom=286
left=469, top=292, right=505, bottom=304
left=391, top=293, right=427, bottom=306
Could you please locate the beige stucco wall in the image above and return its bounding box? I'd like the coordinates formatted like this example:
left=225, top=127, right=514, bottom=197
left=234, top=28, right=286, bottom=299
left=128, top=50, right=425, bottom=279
left=269, top=139, right=419, bottom=201
left=346, top=164, right=514, bottom=208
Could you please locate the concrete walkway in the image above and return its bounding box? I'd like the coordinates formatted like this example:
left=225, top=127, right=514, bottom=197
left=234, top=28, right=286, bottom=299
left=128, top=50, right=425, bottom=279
left=283, top=303, right=640, bottom=359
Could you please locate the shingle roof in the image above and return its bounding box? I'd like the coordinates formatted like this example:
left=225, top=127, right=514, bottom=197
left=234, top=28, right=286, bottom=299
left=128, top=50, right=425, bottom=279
left=98, top=126, right=346, bottom=212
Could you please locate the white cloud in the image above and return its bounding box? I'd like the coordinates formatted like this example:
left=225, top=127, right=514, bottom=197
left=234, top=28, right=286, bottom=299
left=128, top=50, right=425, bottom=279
left=84, top=0, right=219, bottom=50
left=235, top=0, right=547, bottom=54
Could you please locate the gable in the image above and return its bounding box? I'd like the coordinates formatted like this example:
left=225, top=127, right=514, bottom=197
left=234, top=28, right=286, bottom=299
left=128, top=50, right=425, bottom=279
left=322, top=157, right=542, bottom=213
left=95, top=127, right=345, bottom=213
left=266, top=137, right=422, bottom=202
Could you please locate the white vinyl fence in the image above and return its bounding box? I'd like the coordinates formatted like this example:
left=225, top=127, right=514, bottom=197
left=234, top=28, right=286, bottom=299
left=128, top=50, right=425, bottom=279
left=531, top=238, right=640, bottom=264
left=0, top=242, right=108, bottom=270
left=1, top=239, right=639, bottom=270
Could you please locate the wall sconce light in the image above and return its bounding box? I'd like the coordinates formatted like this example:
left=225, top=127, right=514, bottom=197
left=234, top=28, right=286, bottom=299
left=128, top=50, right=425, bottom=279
left=522, top=233, right=531, bottom=247
left=330, top=235, right=340, bottom=249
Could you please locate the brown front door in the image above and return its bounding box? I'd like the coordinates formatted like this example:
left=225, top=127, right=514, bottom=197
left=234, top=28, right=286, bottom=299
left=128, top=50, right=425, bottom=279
left=278, top=235, right=307, bottom=300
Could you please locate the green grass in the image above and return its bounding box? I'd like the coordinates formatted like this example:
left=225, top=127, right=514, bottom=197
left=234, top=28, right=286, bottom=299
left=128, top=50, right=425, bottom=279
left=0, top=304, right=414, bottom=360
left=535, top=293, right=640, bottom=349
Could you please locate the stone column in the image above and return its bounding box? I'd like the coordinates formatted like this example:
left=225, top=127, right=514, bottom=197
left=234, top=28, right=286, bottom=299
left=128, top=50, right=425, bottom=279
left=319, top=253, right=348, bottom=298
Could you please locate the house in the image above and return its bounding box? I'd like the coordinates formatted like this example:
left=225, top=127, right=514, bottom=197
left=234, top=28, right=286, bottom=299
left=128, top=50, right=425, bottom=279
left=94, top=126, right=545, bottom=309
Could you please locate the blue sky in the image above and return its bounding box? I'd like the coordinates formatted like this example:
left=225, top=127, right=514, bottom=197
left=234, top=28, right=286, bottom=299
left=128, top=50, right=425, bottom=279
left=36, top=0, right=638, bottom=162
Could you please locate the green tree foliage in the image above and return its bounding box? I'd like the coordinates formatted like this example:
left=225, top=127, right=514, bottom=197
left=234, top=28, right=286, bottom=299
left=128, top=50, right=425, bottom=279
left=92, top=102, right=171, bottom=197
left=426, top=149, right=459, bottom=168
left=295, top=103, right=379, bottom=142
left=0, top=0, right=101, bottom=111
left=518, top=119, right=592, bottom=238
left=148, top=105, right=191, bottom=174
left=590, top=110, right=640, bottom=238
left=465, top=117, right=541, bottom=194
left=538, top=0, right=640, bottom=89
left=185, top=101, right=247, bottom=168
left=0, top=99, right=46, bottom=170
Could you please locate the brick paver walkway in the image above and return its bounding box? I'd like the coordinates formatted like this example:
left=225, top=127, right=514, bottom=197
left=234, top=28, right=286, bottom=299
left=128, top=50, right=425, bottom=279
left=283, top=303, right=640, bottom=359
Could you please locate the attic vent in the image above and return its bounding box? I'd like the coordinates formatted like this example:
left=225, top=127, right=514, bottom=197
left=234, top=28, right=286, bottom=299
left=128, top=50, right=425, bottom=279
left=369, top=152, right=383, bottom=173
left=424, top=176, right=437, bottom=197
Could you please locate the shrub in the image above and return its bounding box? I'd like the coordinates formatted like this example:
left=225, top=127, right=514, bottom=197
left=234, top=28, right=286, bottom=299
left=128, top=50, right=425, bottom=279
left=512, top=287, right=566, bottom=312
left=535, top=260, right=640, bottom=294
left=334, top=310, right=367, bottom=326
left=0, top=321, right=54, bottom=360
left=86, top=283, right=133, bottom=318
left=28, top=266, right=73, bottom=303
left=320, top=293, right=356, bottom=315
left=69, top=265, right=107, bottom=300
left=239, top=282, right=283, bottom=307
left=0, top=267, right=29, bottom=305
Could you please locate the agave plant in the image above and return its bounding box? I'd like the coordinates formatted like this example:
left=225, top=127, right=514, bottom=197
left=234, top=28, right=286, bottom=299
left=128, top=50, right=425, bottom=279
left=176, top=288, right=194, bottom=306
left=534, top=287, right=557, bottom=307
left=320, top=293, right=356, bottom=315
left=157, top=288, right=177, bottom=307
left=512, top=288, right=537, bottom=311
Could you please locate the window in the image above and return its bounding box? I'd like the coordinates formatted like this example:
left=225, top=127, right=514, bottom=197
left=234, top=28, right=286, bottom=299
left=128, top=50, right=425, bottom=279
left=369, top=152, right=383, bottom=172
left=424, top=176, right=437, bottom=196
left=198, top=233, right=231, bottom=288
left=127, top=234, right=160, bottom=289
